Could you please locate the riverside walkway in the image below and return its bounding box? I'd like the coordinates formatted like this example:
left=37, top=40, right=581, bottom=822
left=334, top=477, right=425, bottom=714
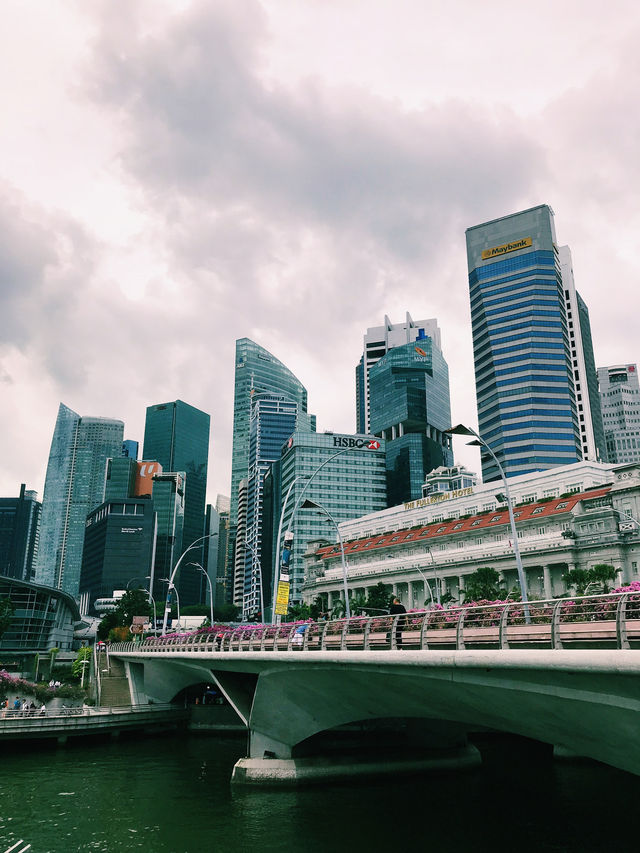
left=109, top=591, right=640, bottom=784
left=0, top=704, right=188, bottom=744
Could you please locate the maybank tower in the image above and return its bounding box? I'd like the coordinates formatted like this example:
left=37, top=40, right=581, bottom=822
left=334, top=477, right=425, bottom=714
left=466, top=205, right=591, bottom=482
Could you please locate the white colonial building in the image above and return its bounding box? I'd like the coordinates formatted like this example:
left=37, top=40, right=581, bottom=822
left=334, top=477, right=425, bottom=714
left=302, top=461, right=640, bottom=611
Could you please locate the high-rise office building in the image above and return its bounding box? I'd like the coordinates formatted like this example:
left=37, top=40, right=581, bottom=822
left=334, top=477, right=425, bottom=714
left=559, top=246, right=606, bottom=462
left=0, top=485, right=41, bottom=582
left=598, top=364, right=640, bottom=464
left=356, top=313, right=442, bottom=434
left=232, top=479, right=249, bottom=609
left=228, top=339, right=311, bottom=594
left=243, top=394, right=315, bottom=620
left=79, top=498, right=156, bottom=614
left=466, top=205, right=581, bottom=481
left=143, top=400, right=210, bottom=605
left=369, top=336, right=454, bottom=506
left=277, top=431, right=387, bottom=609
left=122, top=440, right=139, bottom=459
left=35, top=403, right=124, bottom=597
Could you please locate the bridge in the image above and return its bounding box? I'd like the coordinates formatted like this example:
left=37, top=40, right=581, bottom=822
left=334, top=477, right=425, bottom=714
left=109, top=591, right=640, bottom=784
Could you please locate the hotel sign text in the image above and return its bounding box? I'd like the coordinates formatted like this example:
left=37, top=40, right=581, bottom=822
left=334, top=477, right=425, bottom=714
left=404, top=486, right=474, bottom=510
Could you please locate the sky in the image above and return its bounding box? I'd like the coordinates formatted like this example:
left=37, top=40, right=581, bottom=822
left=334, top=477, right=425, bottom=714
left=1, top=0, right=639, bottom=506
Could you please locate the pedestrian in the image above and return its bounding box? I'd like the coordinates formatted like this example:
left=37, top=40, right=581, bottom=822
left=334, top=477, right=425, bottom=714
left=389, top=596, right=407, bottom=648
left=13, top=696, right=21, bottom=711
left=40, top=703, right=46, bottom=716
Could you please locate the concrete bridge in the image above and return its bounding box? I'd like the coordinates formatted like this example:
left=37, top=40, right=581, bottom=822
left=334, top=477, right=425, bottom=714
left=109, top=592, right=640, bottom=784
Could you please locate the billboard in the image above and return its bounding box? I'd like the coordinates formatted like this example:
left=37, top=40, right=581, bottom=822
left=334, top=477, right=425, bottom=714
left=134, top=461, right=162, bottom=496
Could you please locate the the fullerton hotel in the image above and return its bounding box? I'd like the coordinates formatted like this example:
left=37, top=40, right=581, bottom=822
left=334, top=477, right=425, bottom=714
left=302, top=461, right=640, bottom=612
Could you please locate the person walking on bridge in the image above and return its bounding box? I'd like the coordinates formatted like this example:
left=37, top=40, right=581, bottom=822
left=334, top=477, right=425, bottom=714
left=389, top=596, right=406, bottom=648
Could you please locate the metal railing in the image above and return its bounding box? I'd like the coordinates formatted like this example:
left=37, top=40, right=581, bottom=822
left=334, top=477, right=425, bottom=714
left=108, top=591, right=640, bottom=654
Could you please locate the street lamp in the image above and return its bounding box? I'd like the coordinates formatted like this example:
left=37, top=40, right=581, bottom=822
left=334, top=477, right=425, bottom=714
left=160, top=577, right=181, bottom=631
left=161, top=533, right=218, bottom=635
left=445, top=423, right=530, bottom=622
left=414, top=566, right=435, bottom=608
left=301, top=498, right=350, bottom=620
left=243, top=541, right=264, bottom=624
left=187, top=562, right=214, bottom=628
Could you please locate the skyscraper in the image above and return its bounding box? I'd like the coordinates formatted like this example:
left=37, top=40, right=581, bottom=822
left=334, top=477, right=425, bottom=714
left=143, top=400, right=210, bottom=605
left=0, top=485, right=41, bottom=582
left=228, top=339, right=311, bottom=594
left=35, top=403, right=124, bottom=596
left=466, top=205, right=581, bottom=481
left=560, top=246, right=606, bottom=462
left=356, top=313, right=442, bottom=434
left=598, top=364, right=640, bottom=464
left=278, top=431, right=387, bottom=609
left=243, top=394, right=315, bottom=620
left=369, top=336, right=453, bottom=505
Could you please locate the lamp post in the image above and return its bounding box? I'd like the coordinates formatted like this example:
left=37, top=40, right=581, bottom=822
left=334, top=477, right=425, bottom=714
left=424, top=546, right=441, bottom=605
left=301, top=498, right=350, bottom=620
left=414, top=566, right=435, bottom=608
left=161, top=533, right=218, bottom=635
left=272, top=440, right=381, bottom=623
left=243, top=541, right=264, bottom=624
left=187, top=562, right=214, bottom=628
left=160, top=578, right=180, bottom=631
left=445, top=423, right=530, bottom=622
left=612, top=507, right=640, bottom=528
left=144, top=576, right=158, bottom=632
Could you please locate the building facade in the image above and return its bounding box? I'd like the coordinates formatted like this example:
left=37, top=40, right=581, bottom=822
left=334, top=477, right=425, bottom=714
left=598, top=364, right=640, bottom=464
left=356, top=313, right=442, bottom=434
left=559, top=245, right=606, bottom=462
left=143, top=400, right=210, bottom=605
left=0, top=485, right=41, bottom=582
left=35, top=403, right=124, bottom=597
left=0, top=576, right=81, bottom=652
left=228, top=339, right=311, bottom=596
left=369, top=337, right=453, bottom=505
left=149, top=472, right=185, bottom=602
left=277, top=431, right=388, bottom=610
left=466, top=206, right=581, bottom=481
left=303, top=461, right=640, bottom=612
left=79, top=498, right=156, bottom=614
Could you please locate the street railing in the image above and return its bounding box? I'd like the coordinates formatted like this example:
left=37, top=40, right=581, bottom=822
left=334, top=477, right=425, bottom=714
left=109, top=591, right=640, bottom=654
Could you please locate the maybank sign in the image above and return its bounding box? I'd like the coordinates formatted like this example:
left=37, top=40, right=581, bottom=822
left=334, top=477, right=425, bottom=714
left=481, top=237, right=532, bottom=260
left=404, top=486, right=474, bottom=510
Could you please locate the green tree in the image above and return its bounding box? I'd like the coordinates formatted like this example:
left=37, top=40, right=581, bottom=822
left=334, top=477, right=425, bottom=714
left=0, top=598, right=14, bottom=638
left=365, top=582, right=393, bottom=613
left=590, top=563, right=617, bottom=592
left=462, top=567, right=505, bottom=602
left=71, top=646, right=92, bottom=681
left=97, top=589, right=152, bottom=640
left=564, top=564, right=617, bottom=595
left=213, top=603, right=240, bottom=623
left=287, top=602, right=311, bottom=621
left=562, top=567, right=594, bottom=595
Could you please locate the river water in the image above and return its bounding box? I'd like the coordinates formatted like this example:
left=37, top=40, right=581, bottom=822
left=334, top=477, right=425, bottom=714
left=1, top=731, right=638, bottom=853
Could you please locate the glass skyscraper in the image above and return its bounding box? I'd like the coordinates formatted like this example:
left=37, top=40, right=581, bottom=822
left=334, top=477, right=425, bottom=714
left=0, top=484, right=41, bottom=582
left=143, top=400, right=210, bottom=605
left=242, top=394, right=315, bottom=620
left=598, top=364, right=640, bottom=463
left=278, top=431, right=387, bottom=609
left=228, top=339, right=310, bottom=598
left=466, top=205, right=581, bottom=481
left=369, top=335, right=453, bottom=506
left=35, top=403, right=124, bottom=597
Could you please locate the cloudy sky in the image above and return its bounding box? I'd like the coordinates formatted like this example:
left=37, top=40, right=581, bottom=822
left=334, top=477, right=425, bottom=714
left=1, top=0, right=638, bottom=505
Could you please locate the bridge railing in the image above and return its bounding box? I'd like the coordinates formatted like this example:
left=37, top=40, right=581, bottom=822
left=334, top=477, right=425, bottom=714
left=109, top=590, right=640, bottom=654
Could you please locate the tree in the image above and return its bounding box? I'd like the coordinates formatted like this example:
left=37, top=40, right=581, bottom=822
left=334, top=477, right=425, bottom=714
left=590, top=564, right=617, bottom=592
left=72, top=646, right=92, bottom=681
left=564, top=564, right=617, bottom=595
left=213, top=603, right=240, bottom=623
left=97, top=589, right=152, bottom=640
left=462, top=567, right=505, bottom=602
left=365, top=583, right=393, bottom=613
left=287, top=602, right=311, bottom=622
left=0, top=598, right=14, bottom=639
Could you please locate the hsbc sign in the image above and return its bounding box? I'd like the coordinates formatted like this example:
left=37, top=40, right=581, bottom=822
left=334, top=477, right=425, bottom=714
left=333, top=437, right=381, bottom=450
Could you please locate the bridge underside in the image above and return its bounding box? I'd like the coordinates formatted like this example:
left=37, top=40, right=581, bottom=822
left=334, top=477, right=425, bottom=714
left=116, top=649, right=640, bottom=784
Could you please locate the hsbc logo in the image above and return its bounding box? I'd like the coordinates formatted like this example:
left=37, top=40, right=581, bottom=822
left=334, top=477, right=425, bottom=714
left=333, top=437, right=381, bottom=450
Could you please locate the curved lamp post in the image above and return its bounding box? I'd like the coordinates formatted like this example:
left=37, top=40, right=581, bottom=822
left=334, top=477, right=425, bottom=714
left=445, top=423, right=530, bottom=623
left=161, top=533, right=218, bottom=635
left=301, top=498, right=350, bottom=620
left=187, top=562, right=214, bottom=628
left=160, top=577, right=180, bottom=632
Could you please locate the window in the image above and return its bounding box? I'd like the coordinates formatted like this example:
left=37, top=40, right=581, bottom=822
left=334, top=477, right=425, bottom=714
left=436, top=527, right=447, bottom=534
left=453, top=523, right=464, bottom=530
left=556, top=501, right=569, bottom=509
left=490, top=515, right=503, bottom=523
left=471, top=520, right=482, bottom=527
left=532, top=507, right=545, bottom=515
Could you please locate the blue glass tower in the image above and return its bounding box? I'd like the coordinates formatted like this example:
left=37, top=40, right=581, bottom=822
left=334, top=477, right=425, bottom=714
left=228, top=339, right=311, bottom=600
left=369, top=335, right=453, bottom=506
left=466, top=205, right=581, bottom=481
left=35, top=403, right=124, bottom=597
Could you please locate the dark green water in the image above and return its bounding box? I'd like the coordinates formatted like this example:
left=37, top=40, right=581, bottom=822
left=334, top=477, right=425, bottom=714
left=1, top=732, right=639, bottom=853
